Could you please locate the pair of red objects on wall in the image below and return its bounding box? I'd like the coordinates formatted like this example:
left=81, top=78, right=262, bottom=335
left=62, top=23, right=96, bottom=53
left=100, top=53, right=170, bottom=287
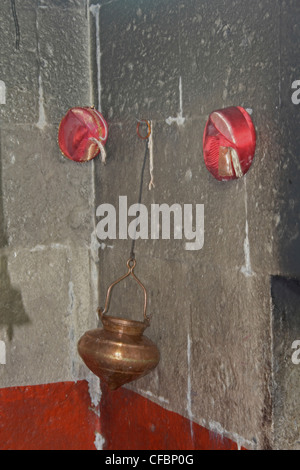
left=58, top=105, right=256, bottom=181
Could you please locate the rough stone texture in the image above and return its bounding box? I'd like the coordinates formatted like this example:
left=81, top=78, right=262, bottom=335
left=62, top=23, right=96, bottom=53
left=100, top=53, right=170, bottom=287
left=0, top=2, right=39, bottom=125
left=0, top=0, right=98, bottom=389
left=100, top=0, right=180, bottom=122
left=275, top=0, right=300, bottom=275
left=272, top=276, right=300, bottom=450
left=92, top=0, right=299, bottom=449
left=37, top=4, right=91, bottom=125
left=270, top=0, right=300, bottom=450
left=1, top=127, right=95, bottom=248
left=0, top=0, right=299, bottom=451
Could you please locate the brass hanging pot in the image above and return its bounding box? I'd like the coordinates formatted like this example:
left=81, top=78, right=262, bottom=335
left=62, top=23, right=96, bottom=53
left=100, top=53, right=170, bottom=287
left=78, top=258, right=160, bottom=391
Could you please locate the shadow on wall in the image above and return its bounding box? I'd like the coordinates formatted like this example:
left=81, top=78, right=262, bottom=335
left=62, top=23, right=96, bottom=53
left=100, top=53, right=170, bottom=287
left=0, top=130, right=30, bottom=340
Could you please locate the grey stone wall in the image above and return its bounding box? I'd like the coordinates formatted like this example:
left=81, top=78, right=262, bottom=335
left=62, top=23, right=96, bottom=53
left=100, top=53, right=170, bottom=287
left=0, top=0, right=98, bottom=387
left=272, top=276, right=300, bottom=450
left=91, top=0, right=300, bottom=449
left=0, top=0, right=299, bottom=450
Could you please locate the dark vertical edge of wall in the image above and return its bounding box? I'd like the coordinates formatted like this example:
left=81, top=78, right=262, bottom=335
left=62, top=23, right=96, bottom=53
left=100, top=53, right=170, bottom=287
left=271, top=276, right=300, bottom=449
left=270, top=0, right=300, bottom=450
left=277, top=0, right=300, bottom=274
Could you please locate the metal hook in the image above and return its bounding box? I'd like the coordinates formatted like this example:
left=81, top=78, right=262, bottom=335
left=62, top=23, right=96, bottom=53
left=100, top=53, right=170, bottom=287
left=136, top=119, right=151, bottom=140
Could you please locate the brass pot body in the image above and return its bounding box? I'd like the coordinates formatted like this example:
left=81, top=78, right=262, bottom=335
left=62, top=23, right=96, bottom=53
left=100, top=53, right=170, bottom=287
left=78, top=315, right=160, bottom=390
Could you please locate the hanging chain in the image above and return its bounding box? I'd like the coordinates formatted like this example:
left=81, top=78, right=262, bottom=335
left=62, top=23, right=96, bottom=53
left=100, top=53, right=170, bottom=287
left=129, top=120, right=151, bottom=260
left=98, top=120, right=152, bottom=325
left=11, top=0, right=20, bottom=51
left=129, top=137, right=149, bottom=260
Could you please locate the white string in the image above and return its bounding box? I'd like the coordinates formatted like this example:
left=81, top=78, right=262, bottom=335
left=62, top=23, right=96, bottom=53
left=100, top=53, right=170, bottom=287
left=88, top=109, right=108, bottom=163
left=89, top=137, right=107, bottom=164
left=230, top=148, right=243, bottom=178
left=92, top=108, right=108, bottom=142
left=148, top=120, right=155, bottom=190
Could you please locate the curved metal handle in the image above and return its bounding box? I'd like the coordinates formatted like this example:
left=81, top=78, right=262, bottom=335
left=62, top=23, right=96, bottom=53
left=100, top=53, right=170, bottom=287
left=98, top=258, right=151, bottom=325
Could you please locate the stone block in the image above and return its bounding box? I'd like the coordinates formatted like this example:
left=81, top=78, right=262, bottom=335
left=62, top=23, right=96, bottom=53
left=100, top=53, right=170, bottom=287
left=1, top=126, right=95, bottom=248
left=0, top=2, right=39, bottom=125
left=36, top=4, right=91, bottom=125
left=97, top=0, right=181, bottom=121
left=179, top=0, right=280, bottom=118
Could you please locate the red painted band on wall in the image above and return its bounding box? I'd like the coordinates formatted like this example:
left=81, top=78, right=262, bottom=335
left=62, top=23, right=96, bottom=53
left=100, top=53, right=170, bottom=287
left=0, top=381, right=99, bottom=450
left=0, top=380, right=246, bottom=450
left=100, top=383, right=244, bottom=450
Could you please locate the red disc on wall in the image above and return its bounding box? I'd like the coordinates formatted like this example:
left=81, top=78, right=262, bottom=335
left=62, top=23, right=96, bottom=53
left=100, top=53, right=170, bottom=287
left=58, top=107, right=108, bottom=163
left=203, top=106, right=256, bottom=181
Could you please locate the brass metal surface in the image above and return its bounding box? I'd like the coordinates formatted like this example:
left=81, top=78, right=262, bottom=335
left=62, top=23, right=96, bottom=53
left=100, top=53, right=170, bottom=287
left=78, top=259, right=160, bottom=390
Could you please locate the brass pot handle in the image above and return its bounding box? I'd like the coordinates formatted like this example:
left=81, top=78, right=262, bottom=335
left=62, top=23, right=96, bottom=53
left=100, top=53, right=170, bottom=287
left=98, top=258, right=151, bottom=325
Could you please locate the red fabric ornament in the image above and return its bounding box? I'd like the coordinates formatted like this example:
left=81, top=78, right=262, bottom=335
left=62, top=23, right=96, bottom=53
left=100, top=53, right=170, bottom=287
left=58, top=107, right=108, bottom=163
left=203, top=106, right=256, bottom=181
